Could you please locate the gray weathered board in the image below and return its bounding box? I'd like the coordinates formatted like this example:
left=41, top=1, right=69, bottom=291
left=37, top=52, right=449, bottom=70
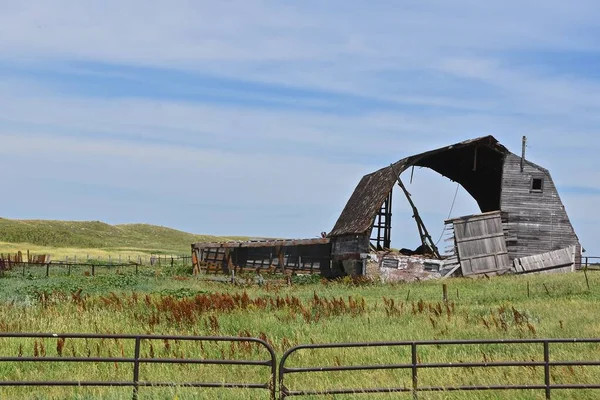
left=449, top=211, right=511, bottom=276
left=513, top=246, right=576, bottom=274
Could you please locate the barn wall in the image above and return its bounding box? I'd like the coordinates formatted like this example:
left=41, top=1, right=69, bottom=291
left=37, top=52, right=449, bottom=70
left=500, top=153, right=580, bottom=261
left=330, top=234, right=370, bottom=276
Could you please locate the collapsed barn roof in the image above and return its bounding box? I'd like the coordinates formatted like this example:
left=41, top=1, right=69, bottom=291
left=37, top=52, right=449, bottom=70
left=329, top=135, right=510, bottom=237
left=190, top=135, right=580, bottom=278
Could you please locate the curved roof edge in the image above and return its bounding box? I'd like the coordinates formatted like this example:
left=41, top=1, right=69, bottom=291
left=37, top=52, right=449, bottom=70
left=329, top=135, right=509, bottom=237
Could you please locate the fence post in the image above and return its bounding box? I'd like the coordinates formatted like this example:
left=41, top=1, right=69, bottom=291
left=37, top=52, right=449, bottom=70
left=132, top=336, right=141, bottom=400
left=92, top=264, right=95, bottom=277
left=584, top=267, right=590, bottom=290
left=442, top=284, right=448, bottom=303
left=412, top=342, right=418, bottom=400
left=46, top=263, right=50, bottom=277
left=544, top=341, right=551, bottom=399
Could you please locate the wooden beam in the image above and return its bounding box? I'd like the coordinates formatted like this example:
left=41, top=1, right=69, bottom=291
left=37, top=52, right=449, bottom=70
left=521, top=135, right=527, bottom=172
left=393, top=169, right=441, bottom=259
left=192, top=237, right=330, bottom=249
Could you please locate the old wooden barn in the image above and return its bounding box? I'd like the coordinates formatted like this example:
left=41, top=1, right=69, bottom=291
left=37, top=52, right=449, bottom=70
left=329, top=135, right=581, bottom=277
left=192, top=135, right=581, bottom=278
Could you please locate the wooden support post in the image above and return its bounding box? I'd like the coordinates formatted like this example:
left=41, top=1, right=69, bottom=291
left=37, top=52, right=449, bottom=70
left=442, top=284, right=448, bottom=303
left=543, top=283, right=550, bottom=296
left=223, top=249, right=232, bottom=274
left=395, top=174, right=441, bottom=259
left=277, top=247, right=285, bottom=274
left=521, top=136, right=527, bottom=172
left=192, top=250, right=200, bottom=276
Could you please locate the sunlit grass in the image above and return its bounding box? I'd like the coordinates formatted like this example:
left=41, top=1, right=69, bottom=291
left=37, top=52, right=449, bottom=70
left=0, top=269, right=598, bottom=398
left=0, top=217, right=249, bottom=256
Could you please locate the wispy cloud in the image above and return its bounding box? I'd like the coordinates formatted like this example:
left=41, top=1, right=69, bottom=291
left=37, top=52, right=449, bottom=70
left=0, top=1, right=599, bottom=251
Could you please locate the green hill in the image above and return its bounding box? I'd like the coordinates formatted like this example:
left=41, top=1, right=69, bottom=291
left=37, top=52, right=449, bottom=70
left=0, top=218, right=244, bottom=254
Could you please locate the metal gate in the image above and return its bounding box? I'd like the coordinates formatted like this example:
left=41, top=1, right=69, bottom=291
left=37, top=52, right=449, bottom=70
left=0, top=333, right=276, bottom=399
left=279, top=338, right=600, bottom=399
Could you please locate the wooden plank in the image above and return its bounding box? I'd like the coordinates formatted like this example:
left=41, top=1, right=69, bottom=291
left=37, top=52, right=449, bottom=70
left=454, top=232, right=507, bottom=244
left=512, top=246, right=576, bottom=274
left=452, top=212, right=511, bottom=276
left=192, top=237, right=330, bottom=249
left=441, top=263, right=462, bottom=279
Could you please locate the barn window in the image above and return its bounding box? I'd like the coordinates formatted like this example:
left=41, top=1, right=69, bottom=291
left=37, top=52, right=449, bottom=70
left=530, top=177, right=544, bottom=192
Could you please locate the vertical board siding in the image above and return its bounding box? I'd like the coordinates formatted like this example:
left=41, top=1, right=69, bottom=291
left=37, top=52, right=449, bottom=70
left=451, top=211, right=511, bottom=276
left=501, top=153, right=580, bottom=261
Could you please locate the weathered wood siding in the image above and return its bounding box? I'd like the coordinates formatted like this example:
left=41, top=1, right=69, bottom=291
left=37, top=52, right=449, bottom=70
left=330, top=234, right=370, bottom=277
left=513, top=246, right=576, bottom=274
left=500, top=153, right=580, bottom=261
left=450, top=211, right=511, bottom=276
left=331, top=234, right=370, bottom=258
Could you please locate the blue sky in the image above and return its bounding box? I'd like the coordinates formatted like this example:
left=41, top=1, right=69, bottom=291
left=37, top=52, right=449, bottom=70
left=1, top=1, right=599, bottom=253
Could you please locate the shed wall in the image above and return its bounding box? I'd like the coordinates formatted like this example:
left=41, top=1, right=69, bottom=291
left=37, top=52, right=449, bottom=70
left=330, top=234, right=370, bottom=276
left=500, top=153, right=580, bottom=261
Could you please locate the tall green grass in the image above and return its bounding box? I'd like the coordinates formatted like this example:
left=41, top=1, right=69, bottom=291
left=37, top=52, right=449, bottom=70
left=0, top=269, right=599, bottom=399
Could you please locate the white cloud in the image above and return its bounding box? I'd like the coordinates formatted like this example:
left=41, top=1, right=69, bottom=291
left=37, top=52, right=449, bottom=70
left=0, top=0, right=599, bottom=250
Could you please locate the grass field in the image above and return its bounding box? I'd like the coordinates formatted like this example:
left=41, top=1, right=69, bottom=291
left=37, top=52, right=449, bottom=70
left=0, top=218, right=248, bottom=258
left=0, top=264, right=599, bottom=399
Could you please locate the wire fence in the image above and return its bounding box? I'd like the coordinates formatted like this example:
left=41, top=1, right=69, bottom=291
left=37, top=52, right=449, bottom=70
left=0, top=254, right=194, bottom=277
left=582, top=256, right=600, bottom=269
left=55, top=254, right=193, bottom=267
